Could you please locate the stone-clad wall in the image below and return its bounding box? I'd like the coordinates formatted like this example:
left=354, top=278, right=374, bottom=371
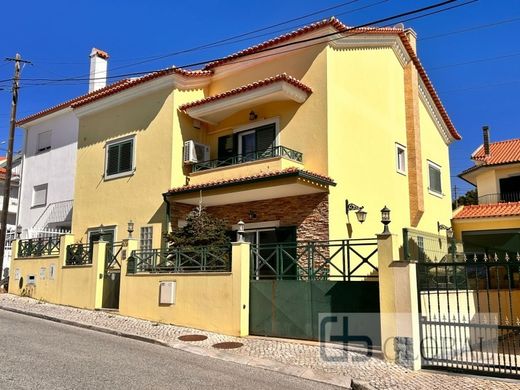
left=170, top=193, right=329, bottom=242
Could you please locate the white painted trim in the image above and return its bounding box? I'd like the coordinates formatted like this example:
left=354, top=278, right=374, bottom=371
left=74, top=74, right=210, bottom=118
left=104, top=134, right=136, bottom=181
left=330, top=34, right=411, bottom=68
left=184, top=82, right=309, bottom=125
left=395, top=142, right=407, bottom=175
left=87, top=225, right=117, bottom=244
left=418, top=80, right=454, bottom=145
left=231, top=220, right=280, bottom=230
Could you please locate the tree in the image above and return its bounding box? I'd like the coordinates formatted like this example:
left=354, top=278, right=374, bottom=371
left=165, top=207, right=230, bottom=248
left=452, top=189, right=477, bottom=209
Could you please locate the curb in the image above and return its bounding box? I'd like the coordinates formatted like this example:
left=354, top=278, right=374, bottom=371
left=0, top=305, right=352, bottom=389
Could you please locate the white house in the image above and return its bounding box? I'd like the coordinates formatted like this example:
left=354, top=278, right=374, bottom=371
left=15, top=48, right=110, bottom=236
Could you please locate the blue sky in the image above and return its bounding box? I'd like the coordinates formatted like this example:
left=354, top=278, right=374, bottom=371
left=0, top=0, right=518, bottom=197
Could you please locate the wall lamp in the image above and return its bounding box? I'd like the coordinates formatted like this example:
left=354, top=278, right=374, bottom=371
left=437, top=221, right=454, bottom=239
left=248, top=210, right=257, bottom=220
left=16, top=224, right=22, bottom=238
left=381, top=206, right=391, bottom=234
left=249, top=110, right=258, bottom=121
left=237, top=220, right=245, bottom=242
left=127, top=220, right=134, bottom=239
left=345, top=199, right=367, bottom=223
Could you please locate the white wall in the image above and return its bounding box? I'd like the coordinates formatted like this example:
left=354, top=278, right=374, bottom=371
left=17, top=111, right=78, bottom=230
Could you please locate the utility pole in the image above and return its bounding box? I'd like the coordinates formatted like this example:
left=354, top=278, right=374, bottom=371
left=0, top=54, right=30, bottom=276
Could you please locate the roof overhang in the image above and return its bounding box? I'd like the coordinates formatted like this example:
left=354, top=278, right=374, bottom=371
left=459, top=161, right=520, bottom=186
left=180, top=77, right=311, bottom=125
left=164, top=169, right=334, bottom=207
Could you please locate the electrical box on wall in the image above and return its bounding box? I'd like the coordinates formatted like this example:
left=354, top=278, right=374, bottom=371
left=159, top=281, right=176, bottom=305
left=27, top=275, right=36, bottom=285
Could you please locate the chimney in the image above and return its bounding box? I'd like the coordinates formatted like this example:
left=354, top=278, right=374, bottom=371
left=482, top=125, right=490, bottom=156
left=89, top=48, right=109, bottom=93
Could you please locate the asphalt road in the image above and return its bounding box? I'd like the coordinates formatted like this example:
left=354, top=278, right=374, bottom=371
left=0, top=310, right=342, bottom=390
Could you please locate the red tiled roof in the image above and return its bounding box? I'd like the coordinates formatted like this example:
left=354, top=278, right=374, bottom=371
left=164, top=167, right=335, bottom=195
left=472, top=138, right=520, bottom=165
left=17, top=67, right=212, bottom=126
left=178, top=73, right=312, bottom=112
left=453, top=202, right=520, bottom=219
left=203, top=17, right=460, bottom=141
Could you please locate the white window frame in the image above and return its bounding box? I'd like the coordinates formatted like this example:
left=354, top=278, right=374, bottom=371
left=395, top=143, right=407, bottom=175
left=233, top=117, right=280, bottom=148
left=36, top=130, right=52, bottom=154
left=104, top=135, right=136, bottom=181
left=427, top=160, right=443, bottom=197
left=31, top=183, right=48, bottom=208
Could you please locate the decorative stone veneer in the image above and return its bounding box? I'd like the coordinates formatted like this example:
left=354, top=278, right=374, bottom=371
left=170, top=193, right=329, bottom=242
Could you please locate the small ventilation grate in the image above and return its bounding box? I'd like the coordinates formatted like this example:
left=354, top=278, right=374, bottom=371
left=178, top=334, right=208, bottom=342
left=212, top=342, right=243, bottom=349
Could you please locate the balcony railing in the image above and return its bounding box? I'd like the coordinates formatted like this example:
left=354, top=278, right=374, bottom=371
left=478, top=192, right=520, bottom=204
left=192, top=145, right=303, bottom=173
left=127, top=245, right=231, bottom=274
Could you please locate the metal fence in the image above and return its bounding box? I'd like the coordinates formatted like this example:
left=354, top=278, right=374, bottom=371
left=418, top=252, right=520, bottom=378
left=17, top=237, right=61, bottom=258
left=65, top=244, right=91, bottom=266
left=403, top=228, right=461, bottom=262
left=478, top=192, right=520, bottom=205
left=127, top=245, right=232, bottom=274
left=250, top=239, right=378, bottom=281
left=192, top=146, right=303, bottom=172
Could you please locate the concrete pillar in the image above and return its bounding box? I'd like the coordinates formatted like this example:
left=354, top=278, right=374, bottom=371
left=231, top=241, right=250, bottom=337
left=377, top=233, right=421, bottom=370
left=59, top=234, right=75, bottom=267
left=91, top=240, right=107, bottom=309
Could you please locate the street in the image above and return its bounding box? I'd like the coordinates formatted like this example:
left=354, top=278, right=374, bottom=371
left=0, top=310, right=341, bottom=390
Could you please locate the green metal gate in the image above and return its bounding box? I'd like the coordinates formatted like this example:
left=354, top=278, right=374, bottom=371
left=249, top=239, right=380, bottom=343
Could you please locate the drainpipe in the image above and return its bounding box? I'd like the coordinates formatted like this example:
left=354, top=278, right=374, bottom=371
left=162, top=193, right=171, bottom=250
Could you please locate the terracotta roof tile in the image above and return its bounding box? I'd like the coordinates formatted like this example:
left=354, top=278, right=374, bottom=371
left=164, top=167, right=335, bottom=195
left=453, top=202, right=520, bottom=219
left=91, top=48, right=109, bottom=59
left=472, top=138, right=520, bottom=165
left=17, top=67, right=212, bottom=126
left=178, top=73, right=312, bottom=112
left=202, top=17, right=460, bottom=141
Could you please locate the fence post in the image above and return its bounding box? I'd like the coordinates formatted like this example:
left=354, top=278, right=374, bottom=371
left=377, top=233, right=421, bottom=370
left=91, top=240, right=107, bottom=309
left=231, top=241, right=250, bottom=337
left=59, top=234, right=75, bottom=266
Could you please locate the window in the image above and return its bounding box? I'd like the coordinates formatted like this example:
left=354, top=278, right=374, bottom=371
left=37, top=131, right=52, bottom=153
left=140, top=226, right=153, bottom=252
left=32, top=184, right=48, bottom=207
left=105, top=137, right=135, bottom=179
left=395, top=143, right=406, bottom=174
left=428, top=161, right=442, bottom=195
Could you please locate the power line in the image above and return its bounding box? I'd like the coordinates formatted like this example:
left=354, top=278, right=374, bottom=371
left=15, top=0, right=475, bottom=88
left=420, top=15, right=520, bottom=41
left=429, top=51, right=520, bottom=70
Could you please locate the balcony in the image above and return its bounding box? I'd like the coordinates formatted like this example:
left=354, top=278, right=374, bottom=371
left=478, top=192, right=520, bottom=204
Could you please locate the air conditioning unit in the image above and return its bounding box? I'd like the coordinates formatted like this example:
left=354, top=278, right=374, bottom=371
left=183, top=140, right=210, bottom=164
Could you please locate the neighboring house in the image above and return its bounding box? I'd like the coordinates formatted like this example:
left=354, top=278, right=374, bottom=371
left=453, top=127, right=520, bottom=254
left=18, top=18, right=460, bottom=261
left=0, top=153, right=22, bottom=275
left=15, top=49, right=111, bottom=236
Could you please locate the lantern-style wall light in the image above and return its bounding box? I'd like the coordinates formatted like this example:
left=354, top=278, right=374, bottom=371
left=237, top=220, right=245, bottom=242
left=381, top=206, right=391, bottom=234
left=16, top=225, right=22, bottom=239
left=127, top=220, right=135, bottom=239
left=249, top=111, right=258, bottom=121
left=345, top=199, right=367, bottom=223
left=437, top=221, right=453, bottom=239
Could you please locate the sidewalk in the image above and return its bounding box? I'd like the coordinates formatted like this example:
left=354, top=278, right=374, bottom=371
left=0, top=294, right=518, bottom=390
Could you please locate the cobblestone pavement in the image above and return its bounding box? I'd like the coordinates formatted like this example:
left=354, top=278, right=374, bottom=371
left=1, top=294, right=519, bottom=390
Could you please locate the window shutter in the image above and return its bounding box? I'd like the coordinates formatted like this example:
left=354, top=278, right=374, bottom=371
left=32, top=184, right=48, bottom=207
left=255, top=124, right=276, bottom=153
left=37, top=131, right=52, bottom=152
left=119, top=141, right=133, bottom=172
left=106, top=144, right=120, bottom=176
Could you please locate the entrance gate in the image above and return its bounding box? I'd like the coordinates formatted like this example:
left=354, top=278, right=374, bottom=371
left=413, top=231, right=520, bottom=378
left=249, top=239, right=380, bottom=343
